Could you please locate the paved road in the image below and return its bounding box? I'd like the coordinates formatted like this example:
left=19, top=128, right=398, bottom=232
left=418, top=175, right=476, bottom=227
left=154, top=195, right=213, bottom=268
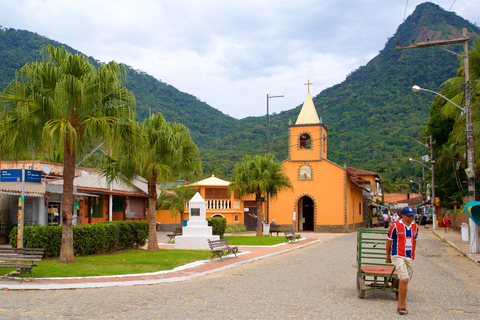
left=1, top=230, right=480, bottom=319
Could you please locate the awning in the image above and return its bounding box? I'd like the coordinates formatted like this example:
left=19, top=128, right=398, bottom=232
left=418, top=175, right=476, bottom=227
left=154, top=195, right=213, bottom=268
left=0, top=182, right=45, bottom=197
left=46, top=184, right=99, bottom=197
left=414, top=200, right=431, bottom=208
left=369, top=200, right=389, bottom=208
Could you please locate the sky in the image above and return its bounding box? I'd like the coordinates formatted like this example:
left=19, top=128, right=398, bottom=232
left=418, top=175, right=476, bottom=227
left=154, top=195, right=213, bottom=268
left=1, top=1, right=479, bottom=119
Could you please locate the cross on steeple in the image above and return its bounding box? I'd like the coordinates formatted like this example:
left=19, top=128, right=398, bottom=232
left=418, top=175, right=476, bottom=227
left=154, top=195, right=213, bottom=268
left=304, top=80, right=313, bottom=93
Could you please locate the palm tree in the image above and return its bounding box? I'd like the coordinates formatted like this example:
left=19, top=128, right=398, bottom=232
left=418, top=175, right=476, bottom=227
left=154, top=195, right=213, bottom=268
left=0, top=46, right=135, bottom=263
left=102, top=113, right=202, bottom=251
left=157, top=184, right=198, bottom=228
left=228, top=154, right=292, bottom=236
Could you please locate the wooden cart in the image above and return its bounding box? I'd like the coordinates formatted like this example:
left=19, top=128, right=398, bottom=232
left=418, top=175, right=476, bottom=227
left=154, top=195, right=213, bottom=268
left=356, top=229, right=399, bottom=299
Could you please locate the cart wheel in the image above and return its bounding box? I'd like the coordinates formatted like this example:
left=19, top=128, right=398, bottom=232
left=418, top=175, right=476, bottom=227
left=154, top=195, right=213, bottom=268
left=0, top=236, right=6, bottom=244
left=356, top=276, right=366, bottom=299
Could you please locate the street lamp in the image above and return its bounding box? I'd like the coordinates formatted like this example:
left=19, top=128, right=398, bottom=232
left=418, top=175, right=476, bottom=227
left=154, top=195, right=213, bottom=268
left=266, top=94, right=283, bottom=224
left=410, top=180, right=421, bottom=206
left=412, top=84, right=478, bottom=253
left=266, top=94, right=284, bottom=153
left=412, top=85, right=465, bottom=112
left=410, top=158, right=427, bottom=195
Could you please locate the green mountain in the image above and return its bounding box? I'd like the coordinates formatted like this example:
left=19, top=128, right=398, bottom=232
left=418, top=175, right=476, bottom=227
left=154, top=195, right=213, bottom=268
left=1, top=2, right=479, bottom=182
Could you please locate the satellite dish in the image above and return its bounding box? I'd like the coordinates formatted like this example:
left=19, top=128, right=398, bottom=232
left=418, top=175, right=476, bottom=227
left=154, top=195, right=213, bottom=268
left=41, top=164, right=51, bottom=175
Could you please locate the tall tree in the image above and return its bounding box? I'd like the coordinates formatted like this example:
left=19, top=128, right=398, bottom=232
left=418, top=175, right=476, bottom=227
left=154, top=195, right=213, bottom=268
left=102, top=113, right=202, bottom=250
left=228, top=154, right=292, bottom=236
left=0, top=45, right=135, bottom=262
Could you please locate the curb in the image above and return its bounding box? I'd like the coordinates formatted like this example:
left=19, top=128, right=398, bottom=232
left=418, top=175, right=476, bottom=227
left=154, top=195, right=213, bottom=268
left=1, top=239, right=320, bottom=291
left=432, top=229, right=480, bottom=266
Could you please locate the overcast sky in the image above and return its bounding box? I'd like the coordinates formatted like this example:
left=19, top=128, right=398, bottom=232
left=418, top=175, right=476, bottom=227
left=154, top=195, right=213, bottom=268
left=1, top=1, right=479, bottom=119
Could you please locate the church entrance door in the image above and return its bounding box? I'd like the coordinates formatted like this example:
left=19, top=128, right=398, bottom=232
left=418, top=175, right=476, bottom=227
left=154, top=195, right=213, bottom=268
left=298, top=196, right=314, bottom=231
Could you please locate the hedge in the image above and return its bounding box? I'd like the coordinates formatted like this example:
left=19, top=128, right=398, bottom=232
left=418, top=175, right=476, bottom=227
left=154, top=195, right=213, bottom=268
left=225, top=224, right=246, bottom=234
left=9, top=221, right=149, bottom=258
left=207, top=217, right=227, bottom=237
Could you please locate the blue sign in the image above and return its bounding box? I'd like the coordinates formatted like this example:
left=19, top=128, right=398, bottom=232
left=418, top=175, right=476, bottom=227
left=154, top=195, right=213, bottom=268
left=25, top=170, right=42, bottom=183
left=1, top=169, right=22, bottom=182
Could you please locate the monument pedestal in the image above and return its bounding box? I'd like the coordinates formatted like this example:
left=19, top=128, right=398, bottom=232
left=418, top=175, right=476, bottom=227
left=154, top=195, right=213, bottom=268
left=175, top=192, right=219, bottom=250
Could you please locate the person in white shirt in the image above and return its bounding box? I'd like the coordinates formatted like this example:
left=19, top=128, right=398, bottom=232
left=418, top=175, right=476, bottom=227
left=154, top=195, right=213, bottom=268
left=383, top=212, right=389, bottom=228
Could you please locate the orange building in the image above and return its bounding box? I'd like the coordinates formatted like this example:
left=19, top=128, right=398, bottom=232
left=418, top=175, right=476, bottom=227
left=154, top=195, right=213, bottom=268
left=268, top=90, right=369, bottom=232
left=156, top=175, right=246, bottom=230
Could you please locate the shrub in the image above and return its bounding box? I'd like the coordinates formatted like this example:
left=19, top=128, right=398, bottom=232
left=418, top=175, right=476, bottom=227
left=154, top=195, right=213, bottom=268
left=207, top=217, right=227, bottom=237
left=225, top=224, right=246, bottom=234
left=9, top=221, right=148, bottom=257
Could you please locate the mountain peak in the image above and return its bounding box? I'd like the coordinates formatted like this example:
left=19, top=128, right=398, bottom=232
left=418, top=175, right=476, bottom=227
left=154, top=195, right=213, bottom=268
left=396, top=2, right=480, bottom=45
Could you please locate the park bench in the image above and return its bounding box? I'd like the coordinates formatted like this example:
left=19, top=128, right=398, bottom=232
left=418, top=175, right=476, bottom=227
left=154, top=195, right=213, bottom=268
left=167, top=227, right=182, bottom=243
left=207, top=238, right=238, bottom=261
left=284, top=230, right=301, bottom=243
left=269, top=224, right=282, bottom=236
left=0, top=247, right=44, bottom=282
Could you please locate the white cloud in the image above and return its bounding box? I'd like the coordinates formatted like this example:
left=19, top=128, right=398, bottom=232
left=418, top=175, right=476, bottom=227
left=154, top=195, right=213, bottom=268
left=1, top=0, right=479, bottom=119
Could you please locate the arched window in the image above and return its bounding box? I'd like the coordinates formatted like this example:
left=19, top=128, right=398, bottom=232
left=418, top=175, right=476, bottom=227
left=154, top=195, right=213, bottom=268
left=299, top=133, right=312, bottom=149
left=234, top=214, right=240, bottom=222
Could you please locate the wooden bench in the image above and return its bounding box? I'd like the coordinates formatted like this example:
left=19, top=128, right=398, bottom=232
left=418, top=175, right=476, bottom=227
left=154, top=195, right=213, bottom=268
left=207, top=238, right=238, bottom=261
left=0, top=247, right=44, bottom=282
left=269, top=224, right=281, bottom=236
left=284, top=230, right=301, bottom=243
left=167, top=228, right=182, bottom=243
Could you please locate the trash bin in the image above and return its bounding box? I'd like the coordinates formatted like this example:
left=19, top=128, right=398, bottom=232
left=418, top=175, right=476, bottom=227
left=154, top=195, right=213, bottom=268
left=263, top=223, right=270, bottom=236
left=461, top=223, right=469, bottom=241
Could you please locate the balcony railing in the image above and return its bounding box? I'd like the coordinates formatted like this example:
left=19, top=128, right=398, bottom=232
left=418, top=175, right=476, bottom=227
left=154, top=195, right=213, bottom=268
left=186, top=199, right=236, bottom=210
left=207, top=200, right=231, bottom=210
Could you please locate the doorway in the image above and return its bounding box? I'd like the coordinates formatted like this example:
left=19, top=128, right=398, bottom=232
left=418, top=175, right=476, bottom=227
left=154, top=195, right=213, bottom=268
left=244, top=201, right=257, bottom=231
left=298, top=196, right=314, bottom=231
left=47, top=203, right=60, bottom=226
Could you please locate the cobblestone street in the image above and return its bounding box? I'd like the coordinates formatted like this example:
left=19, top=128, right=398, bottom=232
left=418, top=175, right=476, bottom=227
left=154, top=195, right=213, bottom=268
left=1, top=229, right=480, bottom=319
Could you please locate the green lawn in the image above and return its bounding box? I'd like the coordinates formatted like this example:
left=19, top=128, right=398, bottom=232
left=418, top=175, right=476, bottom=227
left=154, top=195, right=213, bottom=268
left=1, top=235, right=288, bottom=278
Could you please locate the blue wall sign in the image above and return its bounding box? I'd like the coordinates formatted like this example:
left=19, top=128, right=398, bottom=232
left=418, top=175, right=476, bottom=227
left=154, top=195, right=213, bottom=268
left=0, top=169, right=42, bottom=183
left=25, top=170, right=42, bottom=183
left=1, top=169, right=22, bottom=182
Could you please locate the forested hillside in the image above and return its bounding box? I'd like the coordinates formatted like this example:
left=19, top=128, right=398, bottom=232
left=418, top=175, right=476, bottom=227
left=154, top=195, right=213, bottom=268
left=1, top=2, right=479, bottom=184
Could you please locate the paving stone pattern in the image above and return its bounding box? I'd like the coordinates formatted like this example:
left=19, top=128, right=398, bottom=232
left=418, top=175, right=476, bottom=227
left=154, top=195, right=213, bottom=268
left=1, top=230, right=480, bottom=319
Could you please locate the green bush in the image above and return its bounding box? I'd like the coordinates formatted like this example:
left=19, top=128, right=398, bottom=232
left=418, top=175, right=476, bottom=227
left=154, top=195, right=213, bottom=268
left=207, top=217, right=227, bottom=237
left=9, top=221, right=148, bottom=258
left=225, top=224, right=246, bottom=233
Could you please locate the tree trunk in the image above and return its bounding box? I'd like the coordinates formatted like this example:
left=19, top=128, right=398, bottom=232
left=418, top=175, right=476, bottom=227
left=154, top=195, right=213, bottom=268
left=59, top=143, right=75, bottom=263
left=147, top=176, right=159, bottom=251
left=256, top=191, right=264, bottom=237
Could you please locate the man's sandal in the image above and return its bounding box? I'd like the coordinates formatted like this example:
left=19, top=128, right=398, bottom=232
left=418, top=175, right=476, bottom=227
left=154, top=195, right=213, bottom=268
left=397, top=308, right=408, bottom=315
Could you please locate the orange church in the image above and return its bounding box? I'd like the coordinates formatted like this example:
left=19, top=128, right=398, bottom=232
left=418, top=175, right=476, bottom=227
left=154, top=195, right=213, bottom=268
left=269, top=88, right=369, bottom=232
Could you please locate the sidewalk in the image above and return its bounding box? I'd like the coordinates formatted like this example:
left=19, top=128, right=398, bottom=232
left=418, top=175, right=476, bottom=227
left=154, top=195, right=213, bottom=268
left=430, top=225, right=480, bottom=265
left=0, top=235, right=324, bottom=291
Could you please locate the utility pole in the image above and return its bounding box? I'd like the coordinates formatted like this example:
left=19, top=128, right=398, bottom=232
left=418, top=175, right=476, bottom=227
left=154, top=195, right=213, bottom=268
left=397, top=28, right=478, bottom=253
left=430, top=135, right=436, bottom=230
left=266, top=94, right=283, bottom=223
left=267, top=94, right=284, bottom=153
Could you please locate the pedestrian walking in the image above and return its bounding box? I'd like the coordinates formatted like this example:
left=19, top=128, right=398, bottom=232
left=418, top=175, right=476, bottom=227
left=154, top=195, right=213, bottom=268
left=383, top=211, right=389, bottom=228
left=393, top=212, right=400, bottom=223
left=443, top=214, right=451, bottom=234
left=385, top=206, right=419, bottom=316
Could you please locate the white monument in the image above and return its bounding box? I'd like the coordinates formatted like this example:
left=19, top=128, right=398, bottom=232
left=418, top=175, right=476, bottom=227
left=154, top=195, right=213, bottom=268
left=175, top=192, right=219, bottom=250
